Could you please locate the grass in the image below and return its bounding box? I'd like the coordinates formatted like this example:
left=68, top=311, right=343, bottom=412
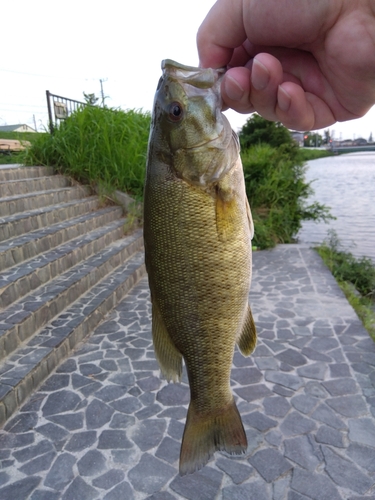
left=0, top=130, right=42, bottom=143
left=22, top=106, right=151, bottom=199
left=0, top=153, right=23, bottom=165
left=297, top=148, right=334, bottom=162
left=0, top=131, right=43, bottom=165
left=316, top=231, right=375, bottom=341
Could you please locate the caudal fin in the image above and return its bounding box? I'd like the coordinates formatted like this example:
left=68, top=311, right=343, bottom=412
left=179, top=399, right=247, bottom=475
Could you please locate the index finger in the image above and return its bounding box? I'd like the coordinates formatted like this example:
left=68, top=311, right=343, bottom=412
left=197, top=0, right=247, bottom=68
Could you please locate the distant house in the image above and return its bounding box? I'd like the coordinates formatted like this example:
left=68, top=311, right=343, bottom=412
left=340, top=139, right=353, bottom=147
left=0, top=124, right=36, bottom=133
left=353, top=137, right=368, bottom=146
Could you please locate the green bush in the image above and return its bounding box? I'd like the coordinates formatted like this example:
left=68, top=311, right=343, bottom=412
left=239, top=113, right=293, bottom=149
left=23, top=106, right=151, bottom=198
left=242, top=142, right=332, bottom=249
left=238, top=114, right=332, bottom=249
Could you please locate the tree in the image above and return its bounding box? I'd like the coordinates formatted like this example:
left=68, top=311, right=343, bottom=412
left=239, top=113, right=293, bottom=150
left=323, top=129, right=331, bottom=145
left=83, top=92, right=99, bottom=105
left=369, top=132, right=373, bottom=143
left=303, top=132, right=323, bottom=147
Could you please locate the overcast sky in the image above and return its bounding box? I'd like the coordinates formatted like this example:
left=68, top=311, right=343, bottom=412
left=2, top=0, right=374, bottom=140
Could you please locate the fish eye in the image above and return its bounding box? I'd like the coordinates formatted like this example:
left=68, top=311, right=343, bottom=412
left=168, top=101, right=184, bottom=122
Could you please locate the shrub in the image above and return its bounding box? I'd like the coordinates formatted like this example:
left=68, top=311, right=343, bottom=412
left=239, top=113, right=293, bottom=149
left=242, top=143, right=332, bottom=249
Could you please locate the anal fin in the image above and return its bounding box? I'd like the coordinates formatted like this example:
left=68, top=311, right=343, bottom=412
left=237, top=304, right=257, bottom=356
left=151, top=299, right=183, bottom=382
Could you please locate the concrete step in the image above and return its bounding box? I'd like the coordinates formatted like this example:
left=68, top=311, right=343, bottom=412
left=0, top=165, right=54, bottom=181
left=0, top=215, right=125, bottom=311
left=0, top=196, right=99, bottom=241
left=0, top=204, right=123, bottom=272
left=0, top=165, right=146, bottom=426
left=0, top=249, right=145, bottom=426
left=0, top=228, right=144, bottom=362
left=0, top=175, right=71, bottom=197
left=0, top=185, right=92, bottom=217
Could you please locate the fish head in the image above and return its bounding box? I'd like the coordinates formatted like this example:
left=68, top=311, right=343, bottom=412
left=150, top=59, right=239, bottom=187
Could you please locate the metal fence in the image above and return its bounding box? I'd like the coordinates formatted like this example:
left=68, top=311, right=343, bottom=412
left=46, top=90, right=88, bottom=133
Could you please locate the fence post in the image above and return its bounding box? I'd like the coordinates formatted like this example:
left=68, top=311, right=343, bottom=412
left=46, top=92, right=90, bottom=133
left=46, top=90, right=54, bottom=134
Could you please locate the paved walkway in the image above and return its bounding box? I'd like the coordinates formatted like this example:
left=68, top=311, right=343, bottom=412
left=0, top=245, right=374, bottom=500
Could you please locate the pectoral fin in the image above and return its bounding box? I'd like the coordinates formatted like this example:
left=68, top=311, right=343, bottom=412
left=151, top=298, right=183, bottom=382
left=216, top=194, right=237, bottom=242
left=237, top=304, right=257, bottom=356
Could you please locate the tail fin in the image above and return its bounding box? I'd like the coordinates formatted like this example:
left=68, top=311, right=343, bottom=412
left=179, top=399, right=247, bottom=475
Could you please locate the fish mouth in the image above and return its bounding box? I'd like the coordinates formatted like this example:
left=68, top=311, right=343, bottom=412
left=162, top=59, right=225, bottom=90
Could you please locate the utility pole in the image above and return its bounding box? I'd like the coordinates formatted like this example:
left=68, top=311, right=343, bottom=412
left=33, top=115, right=37, bottom=132
left=99, top=78, right=108, bottom=107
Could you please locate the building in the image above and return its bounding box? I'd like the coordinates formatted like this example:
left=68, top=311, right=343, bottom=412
left=353, top=137, right=368, bottom=146
left=0, top=124, right=36, bottom=133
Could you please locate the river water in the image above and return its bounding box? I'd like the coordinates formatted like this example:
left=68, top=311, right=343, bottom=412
left=297, top=152, right=375, bottom=262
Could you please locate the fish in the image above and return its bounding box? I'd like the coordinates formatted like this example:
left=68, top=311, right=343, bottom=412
left=143, top=59, right=257, bottom=475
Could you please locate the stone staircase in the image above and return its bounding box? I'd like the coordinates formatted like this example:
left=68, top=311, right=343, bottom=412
left=0, top=165, right=145, bottom=427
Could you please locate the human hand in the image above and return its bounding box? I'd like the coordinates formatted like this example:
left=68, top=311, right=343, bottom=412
left=197, top=0, right=375, bottom=131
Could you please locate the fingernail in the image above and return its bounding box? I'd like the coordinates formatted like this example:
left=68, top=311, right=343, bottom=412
left=278, top=85, right=291, bottom=112
left=224, top=74, right=245, bottom=101
left=251, top=58, right=270, bottom=90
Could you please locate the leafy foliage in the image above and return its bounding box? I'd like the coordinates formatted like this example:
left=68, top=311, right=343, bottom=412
left=240, top=119, right=332, bottom=248
left=83, top=92, right=99, bottom=105
left=23, top=106, right=151, bottom=198
left=239, top=113, right=293, bottom=149
left=303, top=132, right=323, bottom=147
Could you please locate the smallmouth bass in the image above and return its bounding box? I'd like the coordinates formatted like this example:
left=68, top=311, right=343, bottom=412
left=144, top=59, right=256, bottom=475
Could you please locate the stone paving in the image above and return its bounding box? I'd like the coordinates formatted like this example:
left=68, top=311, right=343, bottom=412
left=0, top=244, right=375, bottom=500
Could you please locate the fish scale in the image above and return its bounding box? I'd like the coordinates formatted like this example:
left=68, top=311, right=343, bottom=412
left=144, top=59, right=257, bottom=475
